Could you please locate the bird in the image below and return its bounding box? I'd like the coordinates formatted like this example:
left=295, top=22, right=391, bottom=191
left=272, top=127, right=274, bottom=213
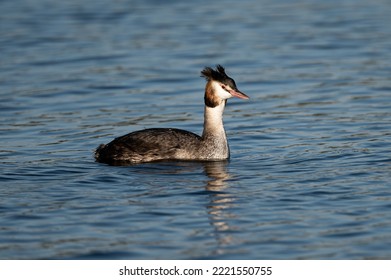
left=95, top=65, right=249, bottom=165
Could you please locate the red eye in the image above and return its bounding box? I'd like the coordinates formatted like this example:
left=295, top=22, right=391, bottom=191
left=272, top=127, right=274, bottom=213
left=221, top=85, right=229, bottom=92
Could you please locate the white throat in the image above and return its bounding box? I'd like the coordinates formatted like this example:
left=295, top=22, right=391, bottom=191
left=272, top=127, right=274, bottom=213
left=202, top=101, right=226, bottom=137
left=201, top=101, right=229, bottom=159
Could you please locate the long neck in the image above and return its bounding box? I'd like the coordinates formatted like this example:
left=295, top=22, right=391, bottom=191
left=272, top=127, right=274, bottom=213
left=202, top=101, right=227, bottom=139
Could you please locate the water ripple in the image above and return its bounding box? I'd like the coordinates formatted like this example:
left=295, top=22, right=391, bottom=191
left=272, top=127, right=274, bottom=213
left=1, top=0, right=391, bottom=259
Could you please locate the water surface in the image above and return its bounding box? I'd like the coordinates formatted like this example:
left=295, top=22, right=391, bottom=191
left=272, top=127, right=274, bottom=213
left=1, top=0, right=391, bottom=259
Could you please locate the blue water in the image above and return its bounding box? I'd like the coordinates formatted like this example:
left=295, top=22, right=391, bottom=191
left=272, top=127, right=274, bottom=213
left=1, top=0, right=391, bottom=259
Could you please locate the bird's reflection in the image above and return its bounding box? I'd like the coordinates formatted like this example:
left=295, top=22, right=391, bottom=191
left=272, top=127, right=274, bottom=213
left=128, top=160, right=238, bottom=255
left=203, top=161, right=237, bottom=248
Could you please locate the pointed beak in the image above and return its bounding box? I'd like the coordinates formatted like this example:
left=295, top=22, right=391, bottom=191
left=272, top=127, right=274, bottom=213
left=229, top=88, right=249, bottom=100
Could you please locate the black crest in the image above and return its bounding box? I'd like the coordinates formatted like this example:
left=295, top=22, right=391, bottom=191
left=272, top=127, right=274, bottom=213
left=201, top=65, right=238, bottom=90
left=201, top=64, right=228, bottom=82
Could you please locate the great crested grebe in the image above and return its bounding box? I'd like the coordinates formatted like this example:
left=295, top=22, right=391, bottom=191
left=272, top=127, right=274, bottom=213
left=95, top=65, right=249, bottom=164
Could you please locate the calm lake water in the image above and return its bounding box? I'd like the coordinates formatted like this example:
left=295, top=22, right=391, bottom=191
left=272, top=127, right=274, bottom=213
left=1, top=0, right=391, bottom=259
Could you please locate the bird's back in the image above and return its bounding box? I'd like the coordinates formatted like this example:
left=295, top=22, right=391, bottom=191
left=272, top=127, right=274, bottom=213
left=95, top=128, right=202, bottom=164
